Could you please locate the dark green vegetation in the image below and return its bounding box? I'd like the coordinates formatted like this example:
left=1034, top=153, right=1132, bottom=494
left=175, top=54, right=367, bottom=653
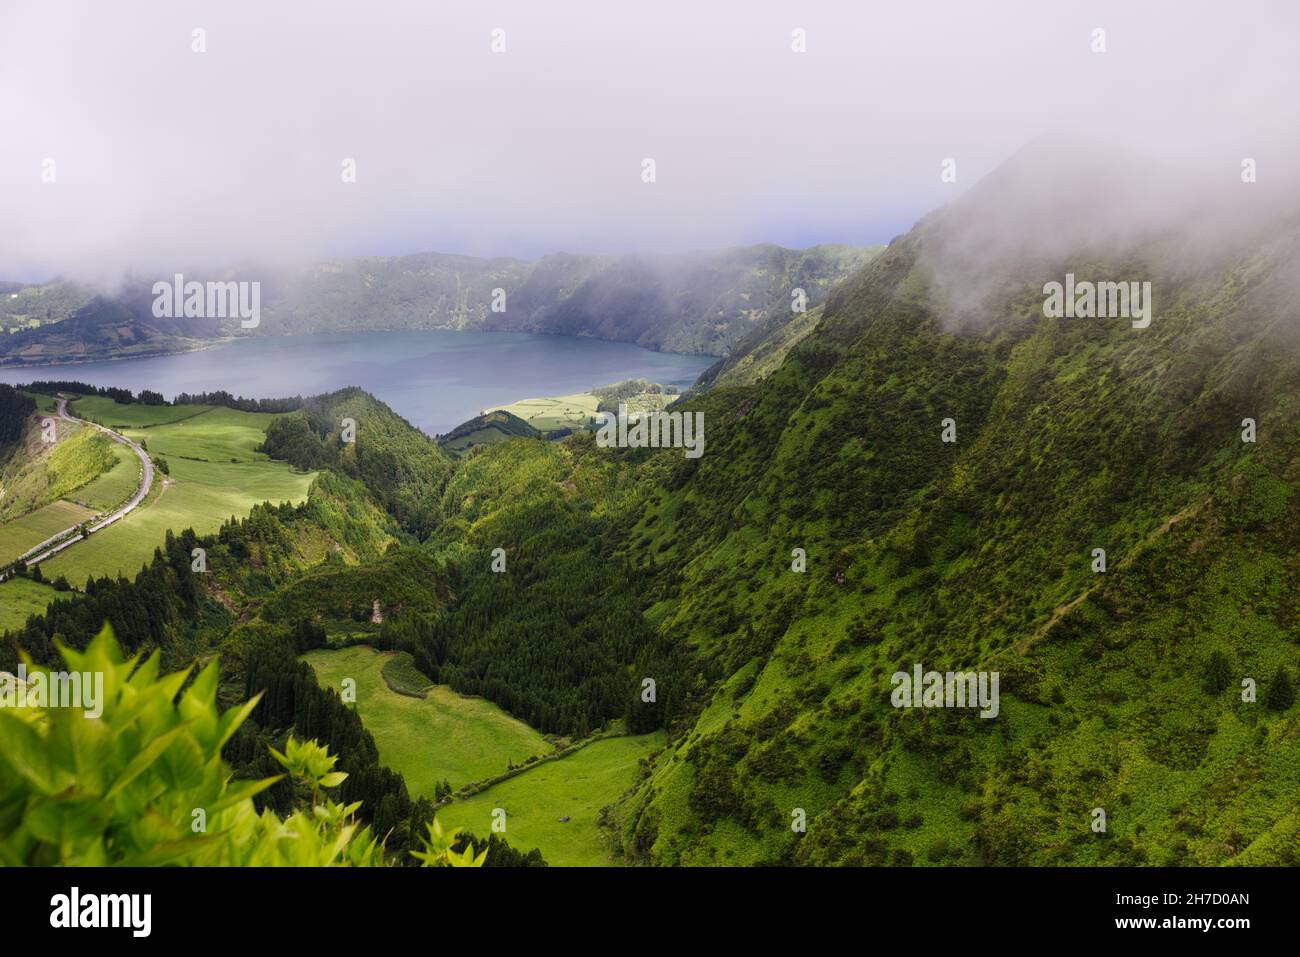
left=390, top=440, right=678, bottom=736
left=0, top=384, right=34, bottom=443
left=6, top=148, right=1299, bottom=867
left=0, top=243, right=875, bottom=365
left=259, top=387, right=451, bottom=538
left=590, top=152, right=1300, bottom=865
left=438, top=409, right=540, bottom=458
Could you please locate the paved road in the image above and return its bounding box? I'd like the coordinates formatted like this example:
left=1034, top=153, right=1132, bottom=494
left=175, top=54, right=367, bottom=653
left=3, top=396, right=154, bottom=574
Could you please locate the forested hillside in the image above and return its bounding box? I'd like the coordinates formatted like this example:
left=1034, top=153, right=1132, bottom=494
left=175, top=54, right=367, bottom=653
left=587, top=149, right=1300, bottom=865
left=259, top=387, right=453, bottom=538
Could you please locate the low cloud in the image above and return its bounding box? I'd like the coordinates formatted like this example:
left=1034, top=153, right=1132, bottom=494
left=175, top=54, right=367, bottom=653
left=1, top=0, right=1296, bottom=283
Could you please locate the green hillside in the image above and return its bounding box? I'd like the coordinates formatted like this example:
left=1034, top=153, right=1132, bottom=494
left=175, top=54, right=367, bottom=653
left=588, top=158, right=1300, bottom=866
left=260, top=387, right=452, bottom=538
left=701, top=304, right=828, bottom=390
left=0, top=412, right=117, bottom=522
left=439, top=409, right=541, bottom=458
left=42, top=401, right=316, bottom=583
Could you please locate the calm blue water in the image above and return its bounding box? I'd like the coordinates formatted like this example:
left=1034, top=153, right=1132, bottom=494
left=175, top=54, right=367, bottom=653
left=0, top=331, right=716, bottom=435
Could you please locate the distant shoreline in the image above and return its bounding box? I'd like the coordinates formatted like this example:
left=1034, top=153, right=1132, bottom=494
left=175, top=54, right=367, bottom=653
left=0, top=330, right=714, bottom=435
left=0, top=338, right=236, bottom=371
left=0, top=328, right=726, bottom=372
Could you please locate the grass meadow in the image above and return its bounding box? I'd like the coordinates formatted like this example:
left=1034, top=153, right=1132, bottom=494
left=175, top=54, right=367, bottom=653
left=436, top=730, right=666, bottom=866
left=303, top=645, right=553, bottom=795
left=0, top=577, right=62, bottom=633
left=0, top=500, right=96, bottom=565
left=42, top=402, right=314, bottom=582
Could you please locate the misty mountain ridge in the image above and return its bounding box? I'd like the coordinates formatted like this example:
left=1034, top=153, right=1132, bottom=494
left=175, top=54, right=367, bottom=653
left=0, top=243, right=876, bottom=367
left=591, top=140, right=1300, bottom=865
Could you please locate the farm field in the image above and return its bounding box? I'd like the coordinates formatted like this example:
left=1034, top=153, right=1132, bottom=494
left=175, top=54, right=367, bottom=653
left=41, top=401, right=314, bottom=582
left=69, top=396, right=211, bottom=429
left=487, top=392, right=602, bottom=432
left=486, top=390, right=672, bottom=432
left=0, top=500, right=96, bottom=565
left=0, top=577, right=62, bottom=632
left=303, top=645, right=553, bottom=795
left=436, top=730, right=666, bottom=866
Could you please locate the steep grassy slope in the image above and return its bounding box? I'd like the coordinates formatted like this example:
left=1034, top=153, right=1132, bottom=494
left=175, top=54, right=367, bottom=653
left=71, top=443, right=140, bottom=510
left=0, top=411, right=116, bottom=522
left=581, top=155, right=1300, bottom=865
left=698, top=305, right=827, bottom=390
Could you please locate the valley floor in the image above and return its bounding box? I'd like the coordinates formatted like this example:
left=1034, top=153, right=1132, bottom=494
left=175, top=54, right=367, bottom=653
left=435, top=731, right=665, bottom=867
left=303, top=645, right=553, bottom=793
left=304, top=644, right=665, bottom=866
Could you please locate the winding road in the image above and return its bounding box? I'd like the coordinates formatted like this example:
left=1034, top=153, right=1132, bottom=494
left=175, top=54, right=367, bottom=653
left=3, top=396, right=154, bottom=575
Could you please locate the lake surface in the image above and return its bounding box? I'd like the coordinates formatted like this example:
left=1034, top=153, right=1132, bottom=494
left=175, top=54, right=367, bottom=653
left=0, top=331, right=717, bottom=434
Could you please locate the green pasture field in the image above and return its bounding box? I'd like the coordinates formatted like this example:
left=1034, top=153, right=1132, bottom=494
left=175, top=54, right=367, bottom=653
left=0, top=500, right=95, bottom=565
left=303, top=645, right=553, bottom=795
left=436, top=730, right=666, bottom=866
left=0, top=577, right=62, bottom=633
left=42, top=403, right=314, bottom=582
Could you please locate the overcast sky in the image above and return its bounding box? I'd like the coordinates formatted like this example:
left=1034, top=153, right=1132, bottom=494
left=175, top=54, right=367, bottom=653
left=1, top=0, right=1296, bottom=283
